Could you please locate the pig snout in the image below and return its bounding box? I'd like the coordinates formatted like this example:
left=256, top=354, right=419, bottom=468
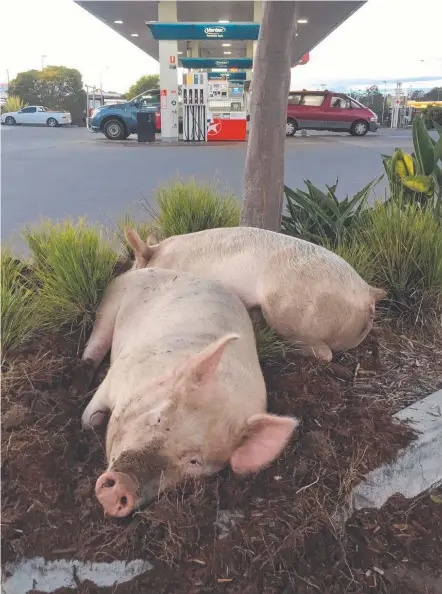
left=95, top=471, right=138, bottom=517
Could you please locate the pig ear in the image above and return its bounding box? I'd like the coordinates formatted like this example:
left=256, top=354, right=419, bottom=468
left=124, top=227, right=156, bottom=262
left=230, top=414, right=299, bottom=475
left=369, top=287, right=387, bottom=303
left=178, top=333, right=239, bottom=387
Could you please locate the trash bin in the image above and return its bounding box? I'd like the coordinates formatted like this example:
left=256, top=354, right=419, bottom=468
left=137, top=111, right=155, bottom=143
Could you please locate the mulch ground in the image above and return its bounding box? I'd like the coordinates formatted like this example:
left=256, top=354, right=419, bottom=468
left=1, top=324, right=442, bottom=594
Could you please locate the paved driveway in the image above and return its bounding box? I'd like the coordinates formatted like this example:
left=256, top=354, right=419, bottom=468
left=1, top=125, right=414, bottom=252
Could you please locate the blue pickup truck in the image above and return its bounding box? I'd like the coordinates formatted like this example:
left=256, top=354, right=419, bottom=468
left=88, top=89, right=161, bottom=140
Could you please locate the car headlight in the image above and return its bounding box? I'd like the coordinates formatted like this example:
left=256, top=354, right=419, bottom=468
left=370, top=116, right=378, bottom=122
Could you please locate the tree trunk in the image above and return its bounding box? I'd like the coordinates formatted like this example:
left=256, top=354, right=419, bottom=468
left=241, top=0, right=298, bottom=231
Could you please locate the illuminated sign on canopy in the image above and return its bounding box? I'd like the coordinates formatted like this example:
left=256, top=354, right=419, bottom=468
left=180, top=57, right=253, bottom=69
left=208, top=72, right=247, bottom=81
left=147, top=22, right=260, bottom=41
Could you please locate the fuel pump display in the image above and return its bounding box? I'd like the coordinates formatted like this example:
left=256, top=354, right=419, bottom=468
left=207, top=78, right=247, bottom=142
left=182, top=72, right=208, bottom=142
left=182, top=71, right=247, bottom=142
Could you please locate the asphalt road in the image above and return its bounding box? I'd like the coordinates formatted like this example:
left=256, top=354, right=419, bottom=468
left=1, top=125, right=414, bottom=252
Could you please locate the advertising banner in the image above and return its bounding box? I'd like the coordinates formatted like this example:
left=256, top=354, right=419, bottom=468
left=147, top=23, right=259, bottom=41
left=180, top=58, right=253, bottom=69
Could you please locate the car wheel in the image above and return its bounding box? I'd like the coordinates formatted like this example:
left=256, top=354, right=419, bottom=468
left=47, top=117, right=58, bottom=127
left=5, top=116, right=16, bottom=125
left=103, top=119, right=127, bottom=140
left=350, top=120, right=368, bottom=136
left=286, top=118, right=298, bottom=136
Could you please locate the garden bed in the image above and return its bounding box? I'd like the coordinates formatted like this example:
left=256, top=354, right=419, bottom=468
left=2, top=323, right=441, bottom=594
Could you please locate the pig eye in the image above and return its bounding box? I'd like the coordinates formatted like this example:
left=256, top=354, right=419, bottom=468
left=190, top=459, right=200, bottom=466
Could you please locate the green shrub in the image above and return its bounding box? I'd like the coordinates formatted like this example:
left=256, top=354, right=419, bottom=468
left=421, top=104, right=442, bottom=130
left=345, top=200, right=442, bottom=327
left=1, top=95, right=28, bottom=115
left=1, top=251, right=37, bottom=359
left=142, top=177, right=240, bottom=239
left=382, top=117, right=442, bottom=215
left=254, top=324, right=296, bottom=363
left=23, top=219, right=118, bottom=332
left=281, top=178, right=378, bottom=248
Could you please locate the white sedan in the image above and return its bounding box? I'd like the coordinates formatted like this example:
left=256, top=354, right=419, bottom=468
left=1, top=106, right=72, bottom=127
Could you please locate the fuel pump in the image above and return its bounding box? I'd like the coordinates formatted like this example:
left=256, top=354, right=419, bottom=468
left=182, top=72, right=208, bottom=142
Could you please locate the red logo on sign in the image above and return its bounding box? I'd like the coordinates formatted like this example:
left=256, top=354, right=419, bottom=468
left=207, top=121, right=222, bottom=136
left=170, top=56, right=176, bottom=65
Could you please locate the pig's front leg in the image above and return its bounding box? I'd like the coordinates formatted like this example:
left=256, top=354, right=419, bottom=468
left=81, top=376, right=111, bottom=429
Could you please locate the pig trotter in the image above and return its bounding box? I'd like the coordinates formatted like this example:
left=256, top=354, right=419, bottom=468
left=81, top=380, right=110, bottom=429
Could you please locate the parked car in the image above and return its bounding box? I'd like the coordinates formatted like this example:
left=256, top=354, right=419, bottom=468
left=88, top=88, right=182, bottom=140
left=285, top=91, right=379, bottom=136
left=1, top=106, right=72, bottom=127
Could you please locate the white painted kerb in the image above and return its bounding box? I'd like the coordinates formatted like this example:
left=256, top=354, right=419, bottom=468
left=352, top=389, right=442, bottom=510
left=1, top=558, right=152, bottom=594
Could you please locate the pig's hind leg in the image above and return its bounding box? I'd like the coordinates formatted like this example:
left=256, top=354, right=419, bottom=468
left=260, top=296, right=333, bottom=362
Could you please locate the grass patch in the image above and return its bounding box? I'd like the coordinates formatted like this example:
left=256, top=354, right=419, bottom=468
left=142, top=177, right=240, bottom=239
left=254, top=325, right=297, bottom=363
left=341, top=200, right=442, bottom=328
left=23, top=219, right=118, bottom=332
left=1, top=251, right=37, bottom=359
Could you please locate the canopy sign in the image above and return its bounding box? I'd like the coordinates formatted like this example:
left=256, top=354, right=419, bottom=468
left=208, top=72, right=247, bottom=81
left=180, top=58, right=253, bottom=69
left=147, top=22, right=260, bottom=41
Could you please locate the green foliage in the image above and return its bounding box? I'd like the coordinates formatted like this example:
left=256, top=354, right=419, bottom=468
left=142, top=177, right=240, bottom=239
left=8, top=66, right=86, bottom=124
left=382, top=117, right=442, bottom=215
left=421, top=104, right=442, bottom=130
left=23, top=220, right=118, bottom=332
left=254, top=324, right=296, bottom=364
left=281, top=178, right=377, bottom=248
left=422, top=87, right=442, bottom=102
left=1, top=95, right=28, bottom=114
left=342, top=199, right=442, bottom=327
left=1, top=251, right=37, bottom=359
left=125, top=75, right=160, bottom=100
left=8, top=70, right=40, bottom=105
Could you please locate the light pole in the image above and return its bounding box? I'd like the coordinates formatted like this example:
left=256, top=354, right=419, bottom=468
left=99, top=66, right=110, bottom=93
left=381, top=80, right=387, bottom=125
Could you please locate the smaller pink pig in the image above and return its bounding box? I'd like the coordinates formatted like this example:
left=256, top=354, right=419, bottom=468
left=126, top=226, right=386, bottom=362
left=80, top=268, right=298, bottom=517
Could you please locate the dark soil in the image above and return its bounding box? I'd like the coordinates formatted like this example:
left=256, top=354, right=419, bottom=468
left=2, top=326, right=441, bottom=594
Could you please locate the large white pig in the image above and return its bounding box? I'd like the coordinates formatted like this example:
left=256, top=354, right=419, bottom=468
left=80, top=268, right=298, bottom=517
left=126, top=227, right=386, bottom=362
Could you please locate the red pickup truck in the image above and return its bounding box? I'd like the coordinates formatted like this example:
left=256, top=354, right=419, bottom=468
left=286, top=90, right=379, bottom=136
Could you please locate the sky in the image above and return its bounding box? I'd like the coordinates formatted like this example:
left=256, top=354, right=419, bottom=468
left=0, top=0, right=441, bottom=95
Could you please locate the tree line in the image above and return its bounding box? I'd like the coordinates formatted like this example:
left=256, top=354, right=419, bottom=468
left=7, top=68, right=160, bottom=124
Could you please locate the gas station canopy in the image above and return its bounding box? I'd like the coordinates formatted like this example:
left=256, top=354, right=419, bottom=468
left=75, top=1, right=365, bottom=65
left=76, top=0, right=365, bottom=142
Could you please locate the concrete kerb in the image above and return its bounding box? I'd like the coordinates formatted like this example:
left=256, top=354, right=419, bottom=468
left=351, top=389, right=442, bottom=510
left=3, top=390, right=441, bottom=593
